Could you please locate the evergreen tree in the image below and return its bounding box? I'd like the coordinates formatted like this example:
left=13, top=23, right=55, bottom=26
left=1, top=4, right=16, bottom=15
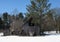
left=0, top=17, right=4, bottom=29
left=3, top=12, right=10, bottom=29
left=18, top=12, right=24, bottom=19
left=26, top=0, right=51, bottom=35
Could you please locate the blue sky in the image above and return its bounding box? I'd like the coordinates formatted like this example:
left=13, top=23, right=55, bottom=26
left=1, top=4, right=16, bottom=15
left=0, top=0, right=60, bottom=14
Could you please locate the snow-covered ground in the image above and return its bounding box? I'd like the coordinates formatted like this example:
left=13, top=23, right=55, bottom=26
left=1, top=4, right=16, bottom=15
left=0, top=35, right=60, bottom=42
left=0, top=32, right=60, bottom=42
left=0, top=32, right=3, bottom=36
left=44, top=31, right=59, bottom=35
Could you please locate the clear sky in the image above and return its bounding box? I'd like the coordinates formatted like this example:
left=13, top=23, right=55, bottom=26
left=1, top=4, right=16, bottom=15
left=0, top=0, right=60, bottom=14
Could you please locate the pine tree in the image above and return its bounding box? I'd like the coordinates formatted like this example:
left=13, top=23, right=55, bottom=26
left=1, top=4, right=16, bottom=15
left=26, top=0, right=51, bottom=35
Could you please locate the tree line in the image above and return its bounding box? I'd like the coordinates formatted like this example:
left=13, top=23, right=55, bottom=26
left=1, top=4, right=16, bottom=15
left=0, top=0, right=60, bottom=34
left=0, top=12, right=24, bottom=30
